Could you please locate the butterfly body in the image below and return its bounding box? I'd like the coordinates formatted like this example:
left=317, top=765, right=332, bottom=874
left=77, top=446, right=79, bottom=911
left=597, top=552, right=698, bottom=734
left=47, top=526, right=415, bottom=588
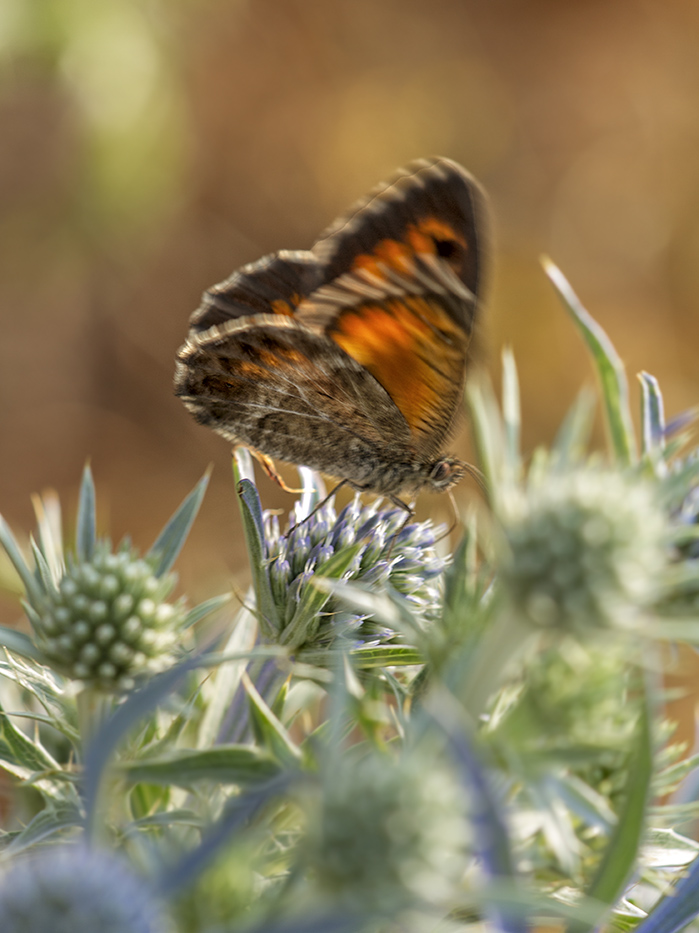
left=175, top=157, right=487, bottom=497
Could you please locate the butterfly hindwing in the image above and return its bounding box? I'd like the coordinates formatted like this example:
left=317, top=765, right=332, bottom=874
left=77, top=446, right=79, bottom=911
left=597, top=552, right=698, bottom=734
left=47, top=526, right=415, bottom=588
left=175, top=315, right=413, bottom=485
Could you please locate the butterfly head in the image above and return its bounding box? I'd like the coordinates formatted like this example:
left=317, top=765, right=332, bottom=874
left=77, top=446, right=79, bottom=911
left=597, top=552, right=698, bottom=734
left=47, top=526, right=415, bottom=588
left=426, top=457, right=468, bottom=492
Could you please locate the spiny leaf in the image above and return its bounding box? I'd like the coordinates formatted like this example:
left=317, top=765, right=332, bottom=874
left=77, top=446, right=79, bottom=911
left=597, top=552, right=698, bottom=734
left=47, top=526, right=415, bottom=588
left=148, top=469, right=210, bottom=577
left=234, top=455, right=280, bottom=638
left=121, top=745, right=281, bottom=787
left=0, top=515, right=41, bottom=605
left=544, top=258, right=636, bottom=466
left=639, top=371, right=666, bottom=457
left=76, top=463, right=96, bottom=562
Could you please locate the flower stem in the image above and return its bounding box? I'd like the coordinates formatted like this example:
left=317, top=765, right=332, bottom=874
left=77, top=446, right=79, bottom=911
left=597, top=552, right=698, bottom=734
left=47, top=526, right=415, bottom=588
left=76, top=687, right=113, bottom=750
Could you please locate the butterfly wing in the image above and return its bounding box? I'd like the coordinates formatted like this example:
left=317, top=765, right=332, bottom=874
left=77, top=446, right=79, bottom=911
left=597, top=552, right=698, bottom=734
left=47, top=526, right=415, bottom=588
left=298, top=157, right=487, bottom=456
left=187, top=251, right=323, bottom=333
left=313, top=156, right=484, bottom=305
left=175, top=314, right=413, bottom=489
left=175, top=157, right=486, bottom=487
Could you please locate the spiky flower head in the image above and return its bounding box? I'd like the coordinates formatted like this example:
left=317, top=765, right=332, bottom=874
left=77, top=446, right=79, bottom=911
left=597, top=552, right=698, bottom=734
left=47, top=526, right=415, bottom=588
left=0, top=466, right=210, bottom=692
left=654, top=449, right=699, bottom=615
left=498, top=468, right=667, bottom=633
left=29, top=540, right=184, bottom=692
left=0, top=845, right=170, bottom=933
left=263, top=495, right=446, bottom=652
left=677, top=485, right=699, bottom=559
left=303, top=749, right=468, bottom=912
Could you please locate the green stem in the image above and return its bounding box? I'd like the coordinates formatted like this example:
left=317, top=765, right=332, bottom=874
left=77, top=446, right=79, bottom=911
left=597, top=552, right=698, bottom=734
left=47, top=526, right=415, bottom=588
left=76, top=688, right=113, bottom=751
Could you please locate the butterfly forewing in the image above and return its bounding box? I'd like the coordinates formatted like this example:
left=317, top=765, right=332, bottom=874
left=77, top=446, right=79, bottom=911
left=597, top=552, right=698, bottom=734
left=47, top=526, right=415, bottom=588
left=189, top=251, right=322, bottom=333
left=311, top=157, right=484, bottom=315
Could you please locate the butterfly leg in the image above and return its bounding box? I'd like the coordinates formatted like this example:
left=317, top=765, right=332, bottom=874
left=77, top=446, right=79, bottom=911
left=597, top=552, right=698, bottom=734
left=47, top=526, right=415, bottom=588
left=247, top=447, right=304, bottom=494
left=383, top=495, right=416, bottom=559
left=286, top=479, right=351, bottom=534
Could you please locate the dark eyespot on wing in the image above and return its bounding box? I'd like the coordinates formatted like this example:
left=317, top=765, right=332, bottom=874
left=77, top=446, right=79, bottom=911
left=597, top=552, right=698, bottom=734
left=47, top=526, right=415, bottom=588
left=311, top=157, right=487, bottom=303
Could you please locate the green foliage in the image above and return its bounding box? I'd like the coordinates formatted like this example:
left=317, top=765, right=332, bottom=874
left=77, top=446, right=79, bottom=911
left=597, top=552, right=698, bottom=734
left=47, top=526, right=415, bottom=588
left=1, top=264, right=699, bottom=932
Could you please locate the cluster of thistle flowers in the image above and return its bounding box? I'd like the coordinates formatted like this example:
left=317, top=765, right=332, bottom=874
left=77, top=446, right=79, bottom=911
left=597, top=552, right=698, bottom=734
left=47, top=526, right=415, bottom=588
left=0, top=466, right=199, bottom=694
left=263, top=496, right=447, bottom=649
left=678, top=487, right=699, bottom=560
left=654, top=452, right=699, bottom=615
left=0, top=845, right=170, bottom=933
left=499, top=468, right=667, bottom=634
left=303, top=748, right=469, bottom=913
left=28, top=540, right=184, bottom=692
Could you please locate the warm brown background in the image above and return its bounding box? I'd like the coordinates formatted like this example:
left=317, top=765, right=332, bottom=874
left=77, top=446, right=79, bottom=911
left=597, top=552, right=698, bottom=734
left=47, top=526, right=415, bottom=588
left=2, top=0, right=699, bottom=637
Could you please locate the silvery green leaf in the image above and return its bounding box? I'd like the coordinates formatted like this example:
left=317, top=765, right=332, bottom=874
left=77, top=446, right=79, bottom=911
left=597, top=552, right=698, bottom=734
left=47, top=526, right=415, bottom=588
left=467, top=375, right=506, bottom=509
left=75, top=462, right=96, bottom=562
left=502, top=347, right=522, bottom=482
left=31, top=490, right=63, bottom=586
left=182, top=592, right=232, bottom=630
left=0, top=698, right=67, bottom=800
left=570, top=696, right=652, bottom=933
left=3, top=801, right=83, bottom=855
left=0, top=515, right=41, bottom=605
left=544, top=258, right=636, bottom=467
left=235, top=474, right=280, bottom=639
left=120, top=745, right=281, bottom=787
left=197, top=604, right=258, bottom=750
left=244, top=672, right=302, bottom=765
left=348, top=645, right=423, bottom=668
left=148, top=469, right=210, bottom=577
left=639, top=371, right=666, bottom=457
left=0, top=626, right=42, bottom=662
left=30, top=537, right=57, bottom=598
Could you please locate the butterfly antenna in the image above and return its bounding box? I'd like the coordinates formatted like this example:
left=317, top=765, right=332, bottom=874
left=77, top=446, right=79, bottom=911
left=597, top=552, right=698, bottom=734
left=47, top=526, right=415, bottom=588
left=437, top=488, right=461, bottom=543
left=463, top=461, right=487, bottom=495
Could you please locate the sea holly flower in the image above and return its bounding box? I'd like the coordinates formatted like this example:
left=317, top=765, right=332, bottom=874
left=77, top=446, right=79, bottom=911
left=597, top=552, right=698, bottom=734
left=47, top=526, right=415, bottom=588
left=0, top=465, right=211, bottom=692
left=498, top=468, right=667, bottom=634
left=649, top=449, right=699, bottom=616
left=28, top=539, right=185, bottom=692
left=303, top=748, right=468, bottom=913
left=239, top=467, right=447, bottom=653
left=0, top=845, right=170, bottom=933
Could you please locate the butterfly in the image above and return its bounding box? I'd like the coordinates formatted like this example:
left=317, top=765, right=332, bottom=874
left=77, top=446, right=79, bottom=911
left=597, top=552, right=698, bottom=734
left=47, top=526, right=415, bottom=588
left=174, top=157, right=487, bottom=509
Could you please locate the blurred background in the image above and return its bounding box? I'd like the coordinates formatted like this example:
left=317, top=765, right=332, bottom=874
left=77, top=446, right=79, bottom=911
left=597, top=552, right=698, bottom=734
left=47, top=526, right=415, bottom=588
left=2, top=0, right=699, bottom=640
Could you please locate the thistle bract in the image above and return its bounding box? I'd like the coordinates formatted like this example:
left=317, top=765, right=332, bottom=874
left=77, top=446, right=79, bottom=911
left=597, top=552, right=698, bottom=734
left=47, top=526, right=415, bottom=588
left=0, top=845, right=170, bottom=933
left=499, top=469, right=666, bottom=633
left=31, top=540, right=184, bottom=692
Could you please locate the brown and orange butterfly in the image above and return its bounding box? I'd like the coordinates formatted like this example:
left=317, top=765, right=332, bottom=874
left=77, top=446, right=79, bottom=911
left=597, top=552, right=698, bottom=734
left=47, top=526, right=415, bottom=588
left=174, top=157, right=488, bottom=508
